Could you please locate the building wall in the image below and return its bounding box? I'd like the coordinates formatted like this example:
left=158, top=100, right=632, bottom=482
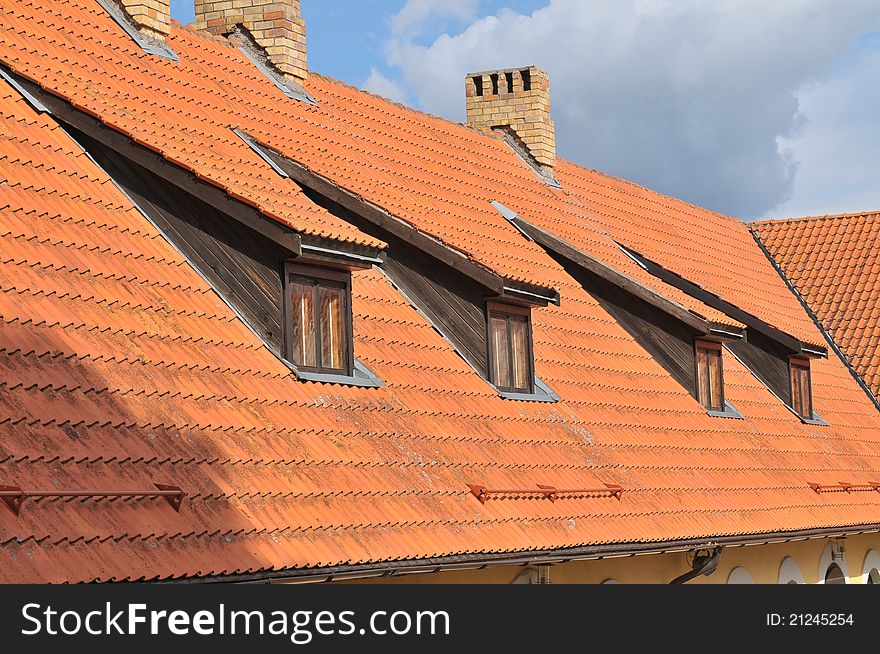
left=352, top=533, right=880, bottom=584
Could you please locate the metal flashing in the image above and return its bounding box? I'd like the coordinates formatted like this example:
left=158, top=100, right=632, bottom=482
left=706, top=401, right=744, bottom=420
left=284, top=358, right=385, bottom=389
left=501, top=285, right=559, bottom=306
left=801, top=411, right=829, bottom=427
left=708, top=326, right=746, bottom=340
left=491, top=200, right=519, bottom=222
left=614, top=240, right=648, bottom=270
left=234, top=127, right=292, bottom=178
left=231, top=32, right=317, bottom=106
left=95, top=0, right=179, bottom=61
left=300, top=243, right=384, bottom=266
left=491, top=200, right=536, bottom=242
left=0, top=66, right=49, bottom=114
left=496, top=377, right=559, bottom=403
left=495, top=128, right=562, bottom=189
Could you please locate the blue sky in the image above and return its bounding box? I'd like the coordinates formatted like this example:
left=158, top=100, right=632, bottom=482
left=170, top=1, right=880, bottom=220
left=171, top=1, right=542, bottom=88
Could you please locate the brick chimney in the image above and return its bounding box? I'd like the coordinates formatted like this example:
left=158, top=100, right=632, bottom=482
left=466, top=66, right=556, bottom=172
left=194, top=0, right=308, bottom=84
left=116, top=0, right=171, bottom=42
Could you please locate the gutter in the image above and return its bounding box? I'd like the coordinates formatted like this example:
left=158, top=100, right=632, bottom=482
left=166, top=523, right=880, bottom=584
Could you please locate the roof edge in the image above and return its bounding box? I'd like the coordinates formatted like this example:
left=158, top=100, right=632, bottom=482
left=166, top=522, right=880, bottom=585
left=753, top=210, right=880, bottom=228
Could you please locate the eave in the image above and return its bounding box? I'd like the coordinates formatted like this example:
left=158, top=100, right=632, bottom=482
left=168, top=522, right=880, bottom=585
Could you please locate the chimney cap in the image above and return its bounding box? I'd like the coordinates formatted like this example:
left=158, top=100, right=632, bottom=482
left=466, top=65, right=545, bottom=78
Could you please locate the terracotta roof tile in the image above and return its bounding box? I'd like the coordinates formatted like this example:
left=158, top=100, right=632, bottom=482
left=754, top=212, right=880, bottom=399
left=0, top=0, right=382, bottom=251
left=552, top=163, right=822, bottom=345
left=0, top=0, right=779, bottom=313
left=0, top=3, right=879, bottom=583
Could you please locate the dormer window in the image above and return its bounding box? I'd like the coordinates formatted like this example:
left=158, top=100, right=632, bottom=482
left=790, top=357, right=813, bottom=420
left=487, top=302, right=534, bottom=394
left=284, top=263, right=353, bottom=377
left=695, top=339, right=724, bottom=412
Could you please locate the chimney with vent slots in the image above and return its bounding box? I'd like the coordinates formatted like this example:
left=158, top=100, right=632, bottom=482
left=117, top=0, right=172, bottom=42
left=194, top=0, right=308, bottom=84
left=466, top=66, right=556, bottom=172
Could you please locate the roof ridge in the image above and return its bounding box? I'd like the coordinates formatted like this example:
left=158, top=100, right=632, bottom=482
left=753, top=210, right=880, bottom=228
left=309, top=72, right=509, bottom=144
left=171, top=22, right=479, bottom=140
left=310, top=68, right=741, bottom=227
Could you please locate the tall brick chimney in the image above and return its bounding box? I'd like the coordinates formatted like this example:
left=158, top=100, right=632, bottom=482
left=466, top=66, right=556, bottom=172
left=115, top=0, right=171, bottom=43
left=194, top=0, right=308, bottom=84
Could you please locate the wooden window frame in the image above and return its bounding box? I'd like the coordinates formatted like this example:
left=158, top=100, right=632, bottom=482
left=694, top=339, right=725, bottom=412
left=282, top=262, right=354, bottom=377
left=486, top=301, right=535, bottom=394
left=789, top=357, right=813, bottom=420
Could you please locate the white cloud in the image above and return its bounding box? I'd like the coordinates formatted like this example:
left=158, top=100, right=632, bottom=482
left=381, top=0, right=880, bottom=218
left=770, top=39, right=880, bottom=218
left=364, top=68, right=410, bottom=104
left=390, top=0, right=480, bottom=37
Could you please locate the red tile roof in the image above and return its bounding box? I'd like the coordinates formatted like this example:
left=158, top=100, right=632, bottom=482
left=553, top=164, right=821, bottom=345
left=0, top=2, right=879, bottom=582
left=1, top=1, right=382, bottom=252
left=753, top=212, right=880, bottom=401
left=0, top=0, right=783, bottom=326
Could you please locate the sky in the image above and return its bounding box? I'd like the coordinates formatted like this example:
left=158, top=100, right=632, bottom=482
left=170, top=1, right=880, bottom=221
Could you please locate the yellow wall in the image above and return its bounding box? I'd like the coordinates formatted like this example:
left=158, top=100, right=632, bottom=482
left=354, top=533, right=880, bottom=584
